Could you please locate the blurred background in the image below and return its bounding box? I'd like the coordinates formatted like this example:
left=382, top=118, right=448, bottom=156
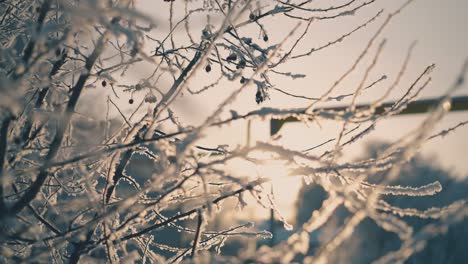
left=76, top=0, right=468, bottom=261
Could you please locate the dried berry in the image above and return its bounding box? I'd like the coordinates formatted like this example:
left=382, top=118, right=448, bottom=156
left=226, top=53, right=237, bottom=61
left=145, top=94, right=157, bottom=103
left=129, top=99, right=134, bottom=104
left=255, top=90, right=263, bottom=104
left=263, top=34, right=269, bottom=42
left=236, top=60, right=246, bottom=69
left=249, top=13, right=256, bottom=20
left=101, top=80, right=107, bottom=87
left=240, top=77, right=246, bottom=84
left=205, top=64, right=212, bottom=72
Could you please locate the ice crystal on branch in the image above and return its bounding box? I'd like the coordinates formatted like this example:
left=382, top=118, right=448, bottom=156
left=0, top=0, right=467, bottom=263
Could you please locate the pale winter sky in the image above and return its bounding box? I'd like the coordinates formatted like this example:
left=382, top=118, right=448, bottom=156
left=79, top=0, right=468, bottom=220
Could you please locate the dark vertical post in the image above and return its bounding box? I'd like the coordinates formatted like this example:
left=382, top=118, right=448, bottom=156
left=269, top=184, right=276, bottom=246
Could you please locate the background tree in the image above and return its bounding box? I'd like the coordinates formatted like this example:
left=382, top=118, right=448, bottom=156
left=0, top=0, right=467, bottom=263
left=295, top=141, right=468, bottom=263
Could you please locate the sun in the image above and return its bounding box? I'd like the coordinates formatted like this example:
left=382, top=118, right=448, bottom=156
left=257, top=160, right=303, bottom=222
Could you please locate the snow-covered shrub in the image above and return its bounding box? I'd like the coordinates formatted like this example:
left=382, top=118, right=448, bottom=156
left=0, top=0, right=467, bottom=263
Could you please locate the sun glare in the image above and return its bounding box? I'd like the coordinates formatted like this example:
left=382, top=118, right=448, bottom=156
left=257, top=160, right=304, bottom=222
left=227, top=153, right=304, bottom=223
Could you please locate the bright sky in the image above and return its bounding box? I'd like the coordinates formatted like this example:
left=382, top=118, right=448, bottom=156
left=79, top=0, right=468, bottom=222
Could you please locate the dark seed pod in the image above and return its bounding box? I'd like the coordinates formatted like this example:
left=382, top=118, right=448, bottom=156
left=249, top=13, right=256, bottom=20
left=240, top=77, right=246, bottom=84
left=236, top=60, right=246, bottom=69
left=102, top=80, right=107, bottom=87
left=255, top=90, right=263, bottom=104
left=263, top=34, right=269, bottom=42
left=205, top=64, right=212, bottom=72
left=145, top=94, right=157, bottom=103
left=226, top=53, right=237, bottom=61
left=129, top=99, right=134, bottom=104
left=55, top=48, right=61, bottom=57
